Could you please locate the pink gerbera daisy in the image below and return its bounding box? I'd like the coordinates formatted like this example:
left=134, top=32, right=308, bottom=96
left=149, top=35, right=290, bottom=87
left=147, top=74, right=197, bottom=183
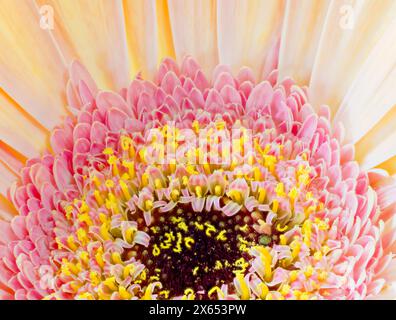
left=0, top=0, right=396, bottom=300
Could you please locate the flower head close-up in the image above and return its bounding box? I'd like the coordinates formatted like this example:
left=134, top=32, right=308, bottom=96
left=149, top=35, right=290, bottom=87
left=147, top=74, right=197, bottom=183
left=1, top=0, right=396, bottom=301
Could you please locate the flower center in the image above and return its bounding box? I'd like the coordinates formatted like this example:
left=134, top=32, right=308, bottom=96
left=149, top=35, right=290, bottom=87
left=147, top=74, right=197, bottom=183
left=135, top=205, right=258, bottom=299
left=52, top=119, right=327, bottom=300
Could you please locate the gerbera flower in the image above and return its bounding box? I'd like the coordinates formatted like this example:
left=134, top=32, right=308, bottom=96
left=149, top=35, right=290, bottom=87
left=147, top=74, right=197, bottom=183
left=1, top=0, right=396, bottom=300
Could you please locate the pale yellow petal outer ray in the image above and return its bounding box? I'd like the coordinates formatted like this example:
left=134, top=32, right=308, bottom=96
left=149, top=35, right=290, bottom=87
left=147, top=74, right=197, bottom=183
left=155, top=0, right=176, bottom=63
left=278, top=0, right=331, bottom=85
left=355, top=104, right=396, bottom=171
left=0, top=160, right=17, bottom=197
left=0, top=141, right=26, bottom=175
left=378, top=155, right=396, bottom=177
left=0, top=0, right=68, bottom=129
left=0, top=89, right=49, bottom=158
left=36, top=0, right=131, bottom=90
left=334, top=17, right=396, bottom=144
left=167, top=0, right=218, bottom=77
left=123, top=0, right=158, bottom=80
left=217, top=0, right=285, bottom=79
left=0, top=194, right=17, bottom=221
left=309, top=0, right=396, bottom=115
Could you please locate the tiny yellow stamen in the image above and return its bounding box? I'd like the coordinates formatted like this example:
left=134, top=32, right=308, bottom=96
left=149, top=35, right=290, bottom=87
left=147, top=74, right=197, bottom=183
left=67, top=235, right=78, bottom=251
left=169, top=159, right=176, bottom=173
left=178, top=221, right=188, bottom=232
left=122, top=160, right=135, bottom=177
left=257, top=187, right=266, bottom=203
left=91, top=175, right=101, bottom=188
left=276, top=223, right=288, bottom=232
left=170, top=189, right=180, bottom=202
left=120, top=136, right=132, bottom=151
left=105, top=179, right=115, bottom=188
left=184, top=237, right=195, bottom=249
left=208, top=286, right=224, bottom=299
left=195, top=186, right=203, bottom=198
left=139, top=148, right=147, bottom=163
left=322, top=245, right=330, bottom=255
left=123, top=264, right=135, bottom=279
left=119, top=180, right=131, bottom=200
left=141, top=172, right=149, bottom=187
left=154, top=178, right=163, bottom=189
left=119, top=286, right=132, bottom=299
left=258, top=282, right=269, bottom=299
left=173, top=232, right=183, bottom=253
left=94, top=190, right=104, bottom=206
left=76, top=228, right=88, bottom=245
left=152, top=244, right=161, bottom=256
left=263, top=155, right=277, bottom=173
left=216, top=230, right=227, bottom=241
left=318, top=270, right=328, bottom=281
left=279, top=234, right=287, bottom=245
left=150, top=226, right=159, bottom=234
left=78, top=292, right=95, bottom=300
left=289, top=270, right=299, bottom=282
left=214, top=261, right=223, bottom=270
left=236, top=273, right=250, bottom=300
left=204, top=223, right=217, bottom=237
left=304, top=265, right=314, bottom=278
left=95, top=247, right=105, bottom=268
left=192, top=120, right=199, bottom=133
left=302, top=220, right=312, bottom=247
left=194, top=222, right=204, bottom=230
left=300, top=292, right=310, bottom=300
left=65, top=205, right=74, bottom=220
left=275, top=183, right=285, bottom=197
left=291, top=240, right=301, bottom=259
left=239, top=224, right=249, bottom=233
left=79, top=251, right=89, bottom=265
left=159, top=290, right=170, bottom=299
left=107, top=155, right=119, bottom=176
left=90, top=271, right=101, bottom=286
left=256, top=246, right=272, bottom=282
left=182, top=288, right=195, bottom=300
left=280, top=284, right=291, bottom=296
left=144, top=199, right=153, bottom=211
left=288, top=187, right=299, bottom=203
left=271, top=199, right=279, bottom=213
left=160, top=242, right=171, bottom=249
left=100, top=222, right=111, bottom=241
left=103, top=277, right=118, bottom=291
left=314, top=251, right=323, bottom=261
left=214, top=185, right=223, bottom=196
left=103, top=147, right=114, bottom=155
left=111, top=252, right=122, bottom=265
left=170, top=216, right=183, bottom=224
left=125, top=227, right=137, bottom=244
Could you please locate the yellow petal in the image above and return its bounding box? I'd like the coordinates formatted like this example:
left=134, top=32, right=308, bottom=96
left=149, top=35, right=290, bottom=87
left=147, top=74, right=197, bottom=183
left=0, top=0, right=68, bottom=129
left=278, top=0, right=330, bottom=85
left=217, top=0, right=285, bottom=79
left=36, top=0, right=131, bottom=90
left=168, top=0, right=218, bottom=77
left=309, top=0, right=396, bottom=114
